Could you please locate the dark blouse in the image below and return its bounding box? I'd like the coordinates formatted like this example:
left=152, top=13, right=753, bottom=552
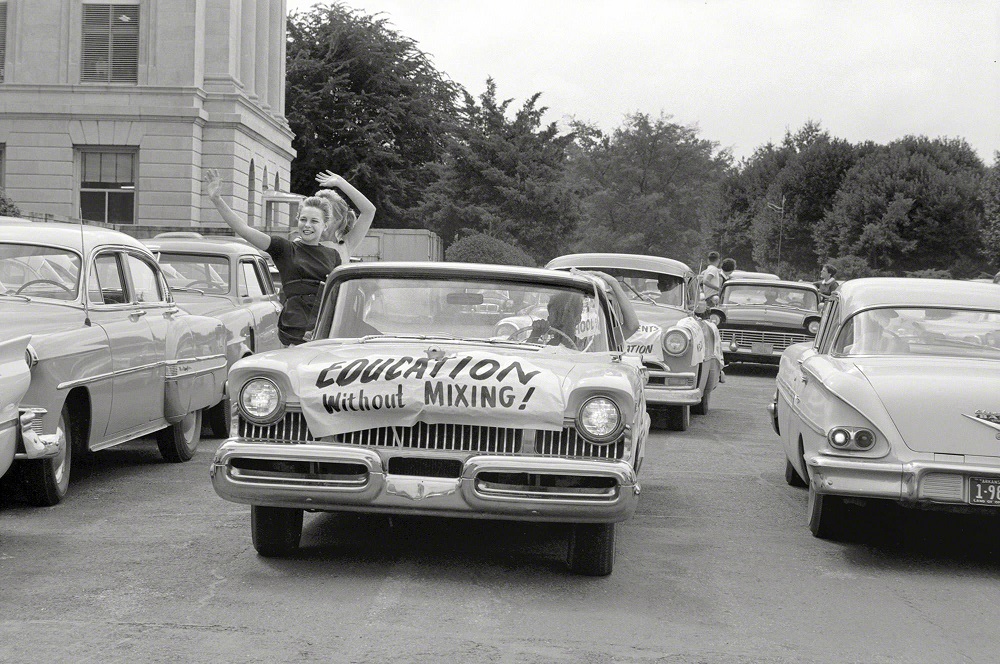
left=267, top=236, right=341, bottom=345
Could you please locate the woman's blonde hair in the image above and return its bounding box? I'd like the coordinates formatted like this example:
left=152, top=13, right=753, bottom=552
left=302, top=189, right=356, bottom=243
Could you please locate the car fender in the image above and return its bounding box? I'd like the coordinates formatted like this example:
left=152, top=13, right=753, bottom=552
left=163, top=313, right=228, bottom=421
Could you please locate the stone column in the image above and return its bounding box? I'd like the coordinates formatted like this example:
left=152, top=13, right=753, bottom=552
left=239, top=0, right=257, bottom=99
left=255, top=0, right=271, bottom=111
left=269, top=0, right=286, bottom=119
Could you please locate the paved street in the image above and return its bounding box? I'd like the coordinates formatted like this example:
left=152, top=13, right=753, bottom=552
left=2, top=365, right=998, bottom=663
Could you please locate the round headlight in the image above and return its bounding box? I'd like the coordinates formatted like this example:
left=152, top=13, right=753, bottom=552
left=239, top=378, right=283, bottom=424
left=854, top=429, right=876, bottom=450
left=807, top=319, right=821, bottom=335
left=662, top=329, right=690, bottom=356
left=828, top=427, right=851, bottom=448
left=577, top=397, right=622, bottom=443
left=708, top=313, right=723, bottom=326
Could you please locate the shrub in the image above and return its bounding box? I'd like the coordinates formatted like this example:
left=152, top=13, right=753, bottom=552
left=445, top=233, right=536, bottom=267
left=0, top=189, right=21, bottom=217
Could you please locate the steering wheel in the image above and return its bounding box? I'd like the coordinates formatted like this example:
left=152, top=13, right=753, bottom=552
left=508, top=325, right=580, bottom=350
left=184, top=279, right=225, bottom=291
left=15, top=279, right=73, bottom=295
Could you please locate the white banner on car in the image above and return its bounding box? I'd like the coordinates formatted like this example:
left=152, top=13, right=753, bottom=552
left=626, top=324, right=663, bottom=359
left=297, top=351, right=566, bottom=437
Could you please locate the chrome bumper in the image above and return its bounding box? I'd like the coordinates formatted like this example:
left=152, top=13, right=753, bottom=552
left=211, top=440, right=641, bottom=523
left=809, top=455, right=1000, bottom=507
left=643, top=371, right=701, bottom=406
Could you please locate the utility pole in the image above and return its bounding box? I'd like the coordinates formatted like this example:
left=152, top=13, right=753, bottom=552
left=766, top=195, right=785, bottom=268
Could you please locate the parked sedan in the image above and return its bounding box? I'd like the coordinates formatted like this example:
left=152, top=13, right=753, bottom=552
left=0, top=219, right=227, bottom=505
left=710, top=279, right=822, bottom=365
left=1, top=336, right=34, bottom=480
left=143, top=234, right=282, bottom=437
left=546, top=253, right=722, bottom=431
left=211, top=262, right=648, bottom=575
left=772, top=278, right=1000, bottom=539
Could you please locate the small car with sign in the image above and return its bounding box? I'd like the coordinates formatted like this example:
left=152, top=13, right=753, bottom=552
left=771, top=277, right=1000, bottom=539
left=545, top=253, right=722, bottom=431
left=0, top=219, right=227, bottom=505
left=710, top=279, right=822, bottom=365
left=211, top=261, right=649, bottom=575
left=143, top=234, right=282, bottom=437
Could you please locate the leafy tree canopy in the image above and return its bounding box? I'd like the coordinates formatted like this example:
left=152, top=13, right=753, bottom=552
left=0, top=190, right=21, bottom=217
left=445, top=232, right=536, bottom=267
left=286, top=3, right=461, bottom=227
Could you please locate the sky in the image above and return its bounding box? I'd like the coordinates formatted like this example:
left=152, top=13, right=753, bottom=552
left=286, top=0, right=1000, bottom=164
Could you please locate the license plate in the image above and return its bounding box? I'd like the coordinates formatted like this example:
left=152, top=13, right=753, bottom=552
left=751, top=342, right=774, bottom=355
left=969, top=477, right=1000, bottom=505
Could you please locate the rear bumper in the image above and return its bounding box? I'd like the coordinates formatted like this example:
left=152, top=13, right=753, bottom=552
left=809, top=455, right=1000, bottom=509
left=211, top=440, right=640, bottom=523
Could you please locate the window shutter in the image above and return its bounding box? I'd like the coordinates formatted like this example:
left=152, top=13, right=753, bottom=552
left=0, top=2, right=7, bottom=83
left=82, top=4, right=138, bottom=84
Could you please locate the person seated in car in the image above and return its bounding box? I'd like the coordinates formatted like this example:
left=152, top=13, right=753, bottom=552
left=763, top=288, right=782, bottom=305
left=527, top=291, right=585, bottom=349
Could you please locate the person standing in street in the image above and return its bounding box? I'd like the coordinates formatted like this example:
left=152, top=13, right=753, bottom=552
left=700, top=251, right=723, bottom=304
left=814, top=263, right=840, bottom=301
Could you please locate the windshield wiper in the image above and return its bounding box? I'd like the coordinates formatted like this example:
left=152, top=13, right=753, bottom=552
left=619, top=280, right=656, bottom=304
left=170, top=287, right=205, bottom=294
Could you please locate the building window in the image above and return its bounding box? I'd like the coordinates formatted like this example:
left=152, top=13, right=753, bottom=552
left=0, top=2, right=8, bottom=83
left=80, top=150, right=136, bottom=223
left=81, top=4, right=139, bottom=84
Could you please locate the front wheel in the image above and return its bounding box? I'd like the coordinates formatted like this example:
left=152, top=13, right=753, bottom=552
left=251, top=505, right=303, bottom=557
left=665, top=405, right=690, bottom=431
left=206, top=398, right=230, bottom=439
left=156, top=409, right=202, bottom=462
left=785, top=458, right=807, bottom=488
left=18, top=404, right=73, bottom=506
left=567, top=522, right=616, bottom=576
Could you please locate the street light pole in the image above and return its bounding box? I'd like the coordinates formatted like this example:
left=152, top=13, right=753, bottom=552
left=766, top=195, right=785, bottom=268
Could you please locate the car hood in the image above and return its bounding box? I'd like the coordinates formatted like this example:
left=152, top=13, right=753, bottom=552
left=232, top=339, right=641, bottom=438
left=718, top=305, right=814, bottom=328
left=854, top=358, right=1000, bottom=456
left=0, top=300, right=84, bottom=337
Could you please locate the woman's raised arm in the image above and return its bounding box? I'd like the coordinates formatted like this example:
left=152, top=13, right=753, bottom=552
left=204, top=169, right=271, bottom=252
left=315, top=170, right=376, bottom=256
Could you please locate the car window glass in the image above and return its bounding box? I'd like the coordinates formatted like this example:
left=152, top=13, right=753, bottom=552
left=239, top=260, right=265, bottom=298
left=817, top=301, right=841, bottom=353
left=0, top=243, right=82, bottom=300
left=90, top=253, right=127, bottom=305
left=127, top=254, right=166, bottom=304
left=256, top=258, right=275, bottom=294
left=155, top=253, right=230, bottom=294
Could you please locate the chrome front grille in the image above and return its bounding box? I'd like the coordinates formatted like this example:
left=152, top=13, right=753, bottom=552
left=237, top=411, right=625, bottom=460
left=720, top=329, right=810, bottom=351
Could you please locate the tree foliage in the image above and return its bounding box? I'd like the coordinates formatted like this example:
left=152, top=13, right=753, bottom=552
left=445, top=232, right=536, bottom=266
left=0, top=189, right=21, bottom=217
left=417, top=79, right=578, bottom=263
left=568, top=113, right=728, bottom=267
left=980, top=152, right=1000, bottom=270
left=285, top=3, right=461, bottom=226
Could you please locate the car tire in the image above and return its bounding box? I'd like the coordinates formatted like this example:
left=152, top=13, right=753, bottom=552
left=665, top=405, right=690, bottom=431
left=251, top=505, right=303, bottom=557
left=785, top=458, right=807, bottom=488
left=206, top=398, right=230, bottom=439
left=692, top=378, right=713, bottom=416
left=808, top=484, right=851, bottom=540
left=567, top=522, right=615, bottom=576
left=156, top=409, right=202, bottom=463
left=18, top=404, right=73, bottom=507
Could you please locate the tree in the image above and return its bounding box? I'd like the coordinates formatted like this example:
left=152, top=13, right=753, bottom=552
left=0, top=189, right=21, bottom=217
left=568, top=112, right=728, bottom=267
left=417, top=79, right=578, bottom=264
left=815, top=136, right=986, bottom=275
left=285, top=3, right=461, bottom=227
left=981, top=152, right=1000, bottom=270
left=445, top=232, right=536, bottom=266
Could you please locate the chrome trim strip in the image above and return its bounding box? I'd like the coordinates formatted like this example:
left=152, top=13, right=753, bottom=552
left=57, top=354, right=226, bottom=390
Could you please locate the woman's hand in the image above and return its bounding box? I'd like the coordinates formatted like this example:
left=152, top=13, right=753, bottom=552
left=205, top=169, right=223, bottom=199
left=315, top=170, right=342, bottom=188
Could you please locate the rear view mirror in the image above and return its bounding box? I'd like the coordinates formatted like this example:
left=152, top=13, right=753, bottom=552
left=446, top=292, right=484, bottom=306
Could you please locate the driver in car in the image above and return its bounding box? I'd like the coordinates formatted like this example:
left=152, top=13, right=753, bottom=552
left=527, top=291, right=585, bottom=349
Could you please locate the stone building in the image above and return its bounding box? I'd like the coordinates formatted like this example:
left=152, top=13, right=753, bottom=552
left=0, top=0, right=293, bottom=230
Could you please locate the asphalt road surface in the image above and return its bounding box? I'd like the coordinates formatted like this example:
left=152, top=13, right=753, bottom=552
left=2, top=364, right=997, bottom=663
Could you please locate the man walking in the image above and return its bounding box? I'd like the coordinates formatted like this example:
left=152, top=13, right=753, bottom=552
left=700, top=251, right=723, bottom=304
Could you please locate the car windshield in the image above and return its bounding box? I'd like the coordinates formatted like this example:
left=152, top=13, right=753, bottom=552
left=324, top=276, right=610, bottom=352
left=0, top=243, right=82, bottom=300
left=155, top=253, right=230, bottom=293
left=565, top=267, right=685, bottom=307
left=834, top=307, right=1000, bottom=359
left=722, top=285, right=818, bottom=310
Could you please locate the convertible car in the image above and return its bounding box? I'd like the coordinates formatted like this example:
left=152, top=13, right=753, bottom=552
left=0, top=219, right=227, bottom=505
left=710, top=279, right=822, bottom=365
left=211, top=262, right=649, bottom=575
left=546, top=253, right=722, bottom=431
left=143, top=233, right=282, bottom=437
left=772, top=278, right=1000, bottom=539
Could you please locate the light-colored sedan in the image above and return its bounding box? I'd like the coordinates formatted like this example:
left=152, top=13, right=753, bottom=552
left=211, top=262, right=648, bottom=575
left=0, top=219, right=228, bottom=505
left=143, top=234, right=282, bottom=437
left=546, top=253, right=723, bottom=431
left=772, top=278, right=1000, bottom=539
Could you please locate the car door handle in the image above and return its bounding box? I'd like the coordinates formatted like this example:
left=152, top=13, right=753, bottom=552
left=129, top=310, right=147, bottom=319
left=797, top=359, right=809, bottom=384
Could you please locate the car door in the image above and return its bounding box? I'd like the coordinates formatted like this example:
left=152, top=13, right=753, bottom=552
left=88, top=250, right=161, bottom=437
left=238, top=256, right=280, bottom=351
left=123, top=252, right=176, bottom=417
